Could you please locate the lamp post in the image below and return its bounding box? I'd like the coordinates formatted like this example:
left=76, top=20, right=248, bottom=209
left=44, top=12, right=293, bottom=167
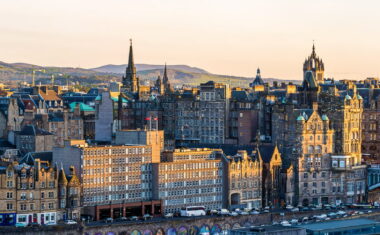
left=32, top=69, right=45, bottom=87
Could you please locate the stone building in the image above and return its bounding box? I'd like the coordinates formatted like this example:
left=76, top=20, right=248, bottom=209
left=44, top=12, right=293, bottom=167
left=361, top=94, right=380, bottom=161
left=228, top=90, right=259, bottom=145
left=16, top=125, right=54, bottom=154
left=271, top=46, right=367, bottom=206
left=199, top=81, right=230, bottom=144
left=0, top=158, right=78, bottom=226
left=58, top=165, right=81, bottom=220
left=53, top=137, right=162, bottom=220
left=260, top=145, right=282, bottom=208
left=222, top=150, right=262, bottom=210
left=0, top=97, right=23, bottom=138
left=153, top=148, right=224, bottom=214
left=22, top=106, right=84, bottom=147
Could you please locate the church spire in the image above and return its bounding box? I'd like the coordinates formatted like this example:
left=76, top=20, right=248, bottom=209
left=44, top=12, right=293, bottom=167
left=163, top=63, right=168, bottom=83
left=122, top=39, right=139, bottom=93
left=128, top=39, right=134, bottom=69
left=162, top=63, right=172, bottom=94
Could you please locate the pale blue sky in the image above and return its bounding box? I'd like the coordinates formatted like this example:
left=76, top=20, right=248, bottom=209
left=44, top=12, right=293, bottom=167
left=0, top=0, right=379, bottom=80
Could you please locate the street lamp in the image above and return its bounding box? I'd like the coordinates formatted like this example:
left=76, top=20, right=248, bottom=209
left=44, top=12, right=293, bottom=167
left=32, top=69, right=45, bottom=87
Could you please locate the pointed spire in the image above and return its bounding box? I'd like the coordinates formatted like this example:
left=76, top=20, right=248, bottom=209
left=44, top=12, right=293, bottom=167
left=163, top=63, right=168, bottom=82
left=128, top=39, right=134, bottom=69
left=312, top=42, right=316, bottom=57
left=58, top=164, right=68, bottom=185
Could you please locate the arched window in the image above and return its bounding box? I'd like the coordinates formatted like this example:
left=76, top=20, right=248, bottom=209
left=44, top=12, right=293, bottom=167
left=308, top=146, right=314, bottom=154
left=315, top=145, right=322, bottom=154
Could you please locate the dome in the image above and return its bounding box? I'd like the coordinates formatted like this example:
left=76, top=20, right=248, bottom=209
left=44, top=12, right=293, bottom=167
left=297, top=115, right=306, bottom=121
left=322, top=114, right=329, bottom=121
left=345, top=94, right=352, bottom=100
left=357, top=94, right=363, bottom=100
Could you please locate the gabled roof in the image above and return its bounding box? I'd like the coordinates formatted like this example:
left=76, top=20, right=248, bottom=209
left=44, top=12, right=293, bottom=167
left=20, top=151, right=53, bottom=165
left=259, top=145, right=276, bottom=163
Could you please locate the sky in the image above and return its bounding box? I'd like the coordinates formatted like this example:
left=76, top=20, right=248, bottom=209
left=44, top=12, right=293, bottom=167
left=0, top=0, right=380, bottom=80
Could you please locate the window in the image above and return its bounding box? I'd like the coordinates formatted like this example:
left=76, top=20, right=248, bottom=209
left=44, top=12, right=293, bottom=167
left=7, top=181, right=13, bottom=188
left=304, top=173, right=308, bottom=179
left=6, top=192, right=13, bottom=199
left=313, top=173, right=317, bottom=178
left=48, top=203, right=54, bottom=209
left=7, top=203, right=13, bottom=210
left=30, top=204, right=34, bottom=210
left=7, top=171, right=13, bottom=177
left=41, top=203, right=45, bottom=210
left=41, top=192, right=45, bottom=199
left=48, top=192, right=54, bottom=198
left=304, top=183, right=308, bottom=187
left=20, top=204, right=27, bottom=211
left=21, top=193, right=26, bottom=200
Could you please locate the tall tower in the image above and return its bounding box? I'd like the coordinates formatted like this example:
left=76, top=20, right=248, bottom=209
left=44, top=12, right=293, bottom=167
left=122, top=39, right=139, bottom=93
left=162, top=63, right=172, bottom=94
left=303, top=44, right=324, bottom=83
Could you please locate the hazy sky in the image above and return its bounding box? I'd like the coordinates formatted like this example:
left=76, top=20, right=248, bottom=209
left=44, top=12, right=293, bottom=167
left=1, top=0, right=380, bottom=80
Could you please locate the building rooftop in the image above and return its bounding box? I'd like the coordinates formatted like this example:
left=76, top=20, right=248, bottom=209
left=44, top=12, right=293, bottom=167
left=296, top=218, right=379, bottom=232
left=231, top=225, right=306, bottom=234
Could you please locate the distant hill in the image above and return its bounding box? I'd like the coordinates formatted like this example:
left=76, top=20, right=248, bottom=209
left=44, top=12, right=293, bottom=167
left=92, top=64, right=209, bottom=74
left=0, top=61, right=300, bottom=87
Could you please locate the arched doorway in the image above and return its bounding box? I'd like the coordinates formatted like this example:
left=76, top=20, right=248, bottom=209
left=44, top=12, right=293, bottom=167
left=302, top=198, right=309, bottom=207
left=231, top=193, right=241, bottom=206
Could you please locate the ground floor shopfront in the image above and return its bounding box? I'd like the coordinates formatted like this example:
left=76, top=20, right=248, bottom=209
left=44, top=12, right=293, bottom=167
left=16, top=212, right=57, bottom=226
left=84, top=200, right=163, bottom=221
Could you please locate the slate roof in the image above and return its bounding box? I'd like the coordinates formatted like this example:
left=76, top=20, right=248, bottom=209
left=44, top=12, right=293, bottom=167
left=19, top=125, right=52, bottom=136
left=259, top=145, right=276, bottom=163
left=20, top=151, right=53, bottom=165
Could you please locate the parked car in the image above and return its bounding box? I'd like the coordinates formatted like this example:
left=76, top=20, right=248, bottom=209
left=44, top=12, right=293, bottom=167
left=229, top=211, right=238, bottom=216
left=281, top=221, right=291, bottom=226
left=143, top=214, right=152, bottom=220
left=291, top=208, right=299, bottom=212
left=164, top=213, right=174, bottom=218
left=130, top=216, right=139, bottom=221
left=327, top=212, right=337, bottom=218
left=286, top=205, right=294, bottom=210
left=218, top=209, right=230, bottom=216
left=240, top=211, right=249, bottom=215
left=250, top=210, right=260, bottom=215
left=209, top=209, right=218, bottom=215
left=105, top=218, right=113, bottom=223
left=336, top=211, right=346, bottom=216
left=116, top=217, right=128, bottom=221
left=64, top=220, right=78, bottom=225
left=290, top=219, right=298, bottom=224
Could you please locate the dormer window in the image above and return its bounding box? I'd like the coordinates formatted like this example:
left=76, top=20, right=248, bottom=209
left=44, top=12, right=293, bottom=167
left=21, top=172, right=26, bottom=178
left=7, top=171, right=13, bottom=178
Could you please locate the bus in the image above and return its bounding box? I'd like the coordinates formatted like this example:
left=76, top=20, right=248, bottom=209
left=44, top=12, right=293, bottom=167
left=180, top=206, right=206, bottom=217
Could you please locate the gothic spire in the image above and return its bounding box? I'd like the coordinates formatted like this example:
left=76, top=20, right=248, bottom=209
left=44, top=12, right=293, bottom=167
left=123, top=39, right=138, bottom=92
left=163, top=63, right=168, bottom=83
left=128, top=39, right=135, bottom=70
